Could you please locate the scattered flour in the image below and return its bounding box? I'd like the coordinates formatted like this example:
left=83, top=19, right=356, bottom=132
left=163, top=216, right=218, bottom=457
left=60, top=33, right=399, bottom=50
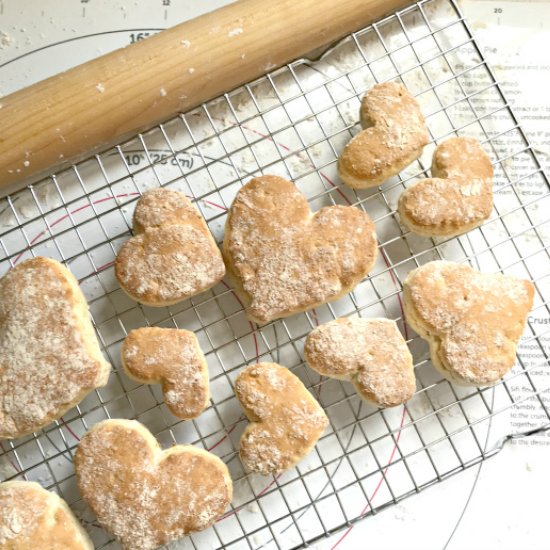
left=0, top=31, right=14, bottom=48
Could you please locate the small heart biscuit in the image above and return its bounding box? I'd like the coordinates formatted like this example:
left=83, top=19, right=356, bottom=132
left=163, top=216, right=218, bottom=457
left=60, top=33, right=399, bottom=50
left=235, top=363, right=328, bottom=475
left=404, top=261, right=534, bottom=386
left=338, top=81, right=429, bottom=188
left=304, top=317, right=415, bottom=408
left=75, top=419, right=232, bottom=550
left=398, top=137, right=493, bottom=237
left=121, top=327, right=209, bottom=420
left=0, top=481, right=93, bottom=550
left=0, top=257, right=110, bottom=439
left=115, top=188, right=225, bottom=306
left=223, top=175, right=378, bottom=323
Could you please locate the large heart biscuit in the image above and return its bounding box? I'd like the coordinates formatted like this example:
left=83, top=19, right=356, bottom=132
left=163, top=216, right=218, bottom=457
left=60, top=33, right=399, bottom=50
left=121, top=327, right=209, bottom=420
left=75, top=419, right=232, bottom=550
left=338, top=81, right=429, bottom=189
left=305, top=317, right=416, bottom=407
left=0, top=481, right=93, bottom=550
left=0, top=257, right=110, bottom=439
left=404, top=261, right=534, bottom=386
left=398, top=137, right=493, bottom=237
left=223, top=175, right=378, bottom=323
left=115, top=188, right=225, bottom=306
left=235, top=363, right=328, bottom=475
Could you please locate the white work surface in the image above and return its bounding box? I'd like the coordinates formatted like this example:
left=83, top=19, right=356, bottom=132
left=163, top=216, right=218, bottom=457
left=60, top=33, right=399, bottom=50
left=1, top=1, right=549, bottom=549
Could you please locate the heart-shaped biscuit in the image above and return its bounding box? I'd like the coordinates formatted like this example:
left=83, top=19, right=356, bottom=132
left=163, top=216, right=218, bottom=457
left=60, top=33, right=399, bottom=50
left=115, top=188, right=225, bottom=306
left=304, top=317, right=416, bottom=407
left=235, top=363, right=328, bottom=475
left=75, top=419, right=232, bottom=550
left=121, top=327, right=209, bottom=420
left=404, top=261, right=534, bottom=386
left=0, top=481, right=93, bottom=550
left=223, top=175, right=378, bottom=323
left=338, top=81, right=429, bottom=189
left=0, top=257, right=110, bottom=439
left=398, top=137, right=493, bottom=237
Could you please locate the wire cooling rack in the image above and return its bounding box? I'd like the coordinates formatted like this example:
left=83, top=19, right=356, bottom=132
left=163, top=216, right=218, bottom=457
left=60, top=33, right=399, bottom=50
left=1, top=0, right=550, bottom=548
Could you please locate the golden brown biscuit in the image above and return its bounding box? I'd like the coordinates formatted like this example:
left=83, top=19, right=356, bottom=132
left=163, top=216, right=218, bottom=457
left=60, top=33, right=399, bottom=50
left=398, top=137, right=493, bottom=237
left=235, top=363, right=328, bottom=475
left=223, top=175, right=378, bottom=323
left=0, top=481, right=93, bottom=550
left=404, top=261, right=534, bottom=386
left=75, top=419, right=232, bottom=550
left=115, top=188, right=225, bottom=307
left=338, top=81, right=429, bottom=188
left=121, top=327, right=209, bottom=420
left=0, top=257, right=110, bottom=440
left=304, top=317, right=415, bottom=407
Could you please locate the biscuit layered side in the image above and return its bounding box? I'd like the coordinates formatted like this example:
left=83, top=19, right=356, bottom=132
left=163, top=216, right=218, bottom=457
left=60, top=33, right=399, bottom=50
left=338, top=81, right=429, bottom=189
left=398, top=137, right=494, bottom=237
left=403, top=260, right=534, bottom=386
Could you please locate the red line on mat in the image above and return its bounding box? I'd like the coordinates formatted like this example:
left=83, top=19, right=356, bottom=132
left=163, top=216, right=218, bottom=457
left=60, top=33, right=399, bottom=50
left=331, top=405, right=408, bottom=549
left=12, top=193, right=141, bottom=266
left=60, top=417, right=81, bottom=442
left=320, top=171, right=410, bottom=548
left=379, top=248, right=409, bottom=341
left=91, top=260, right=115, bottom=275
left=207, top=422, right=240, bottom=453
left=219, top=279, right=259, bottom=361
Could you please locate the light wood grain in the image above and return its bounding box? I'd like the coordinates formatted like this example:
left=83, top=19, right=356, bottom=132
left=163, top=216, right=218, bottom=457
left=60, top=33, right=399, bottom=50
left=0, top=0, right=412, bottom=195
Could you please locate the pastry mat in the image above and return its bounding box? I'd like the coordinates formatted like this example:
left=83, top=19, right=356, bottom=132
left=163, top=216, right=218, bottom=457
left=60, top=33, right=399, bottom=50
left=1, top=0, right=550, bottom=548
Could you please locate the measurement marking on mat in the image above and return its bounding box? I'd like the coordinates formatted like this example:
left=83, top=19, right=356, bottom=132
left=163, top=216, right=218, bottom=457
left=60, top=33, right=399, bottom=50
left=116, top=149, right=194, bottom=169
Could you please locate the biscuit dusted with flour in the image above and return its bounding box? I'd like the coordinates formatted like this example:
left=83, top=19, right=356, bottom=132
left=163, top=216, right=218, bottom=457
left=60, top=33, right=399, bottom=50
left=115, top=188, right=225, bottom=307
left=0, top=257, right=110, bottom=440
left=121, top=327, right=209, bottom=420
left=305, top=317, right=415, bottom=407
left=75, top=419, right=232, bottom=550
left=398, top=137, right=493, bottom=237
left=404, top=261, right=534, bottom=386
left=0, top=481, right=93, bottom=550
left=223, top=175, right=378, bottom=323
left=235, top=363, right=328, bottom=475
left=338, top=82, right=429, bottom=188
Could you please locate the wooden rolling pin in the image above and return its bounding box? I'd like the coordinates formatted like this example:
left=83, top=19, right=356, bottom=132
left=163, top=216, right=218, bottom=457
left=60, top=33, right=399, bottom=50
left=0, top=0, right=412, bottom=195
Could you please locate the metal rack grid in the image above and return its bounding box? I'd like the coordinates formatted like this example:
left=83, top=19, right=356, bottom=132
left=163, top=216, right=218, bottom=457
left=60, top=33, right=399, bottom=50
left=1, top=0, right=550, bottom=548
